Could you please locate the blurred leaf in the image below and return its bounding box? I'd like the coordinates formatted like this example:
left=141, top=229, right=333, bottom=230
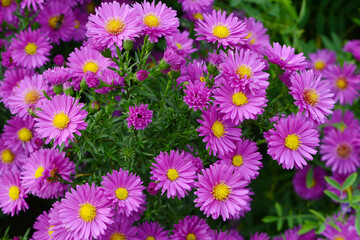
left=356, top=210, right=360, bottom=236
left=325, top=176, right=342, bottom=190
left=298, top=0, right=307, bottom=24
left=275, top=202, right=282, bottom=217
left=262, top=215, right=278, bottom=223
left=298, top=220, right=317, bottom=235
left=328, top=221, right=341, bottom=232
left=324, top=190, right=341, bottom=202
left=342, top=172, right=357, bottom=190
left=309, top=209, right=325, bottom=221
left=306, top=166, right=314, bottom=189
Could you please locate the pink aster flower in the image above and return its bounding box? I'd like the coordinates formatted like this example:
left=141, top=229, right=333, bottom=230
left=324, top=109, right=360, bottom=135
left=48, top=201, right=76, bottom=240
left=166, top=30, right=196, bottom=58
left=150, top=150, right=197, bottom=199
left=1, top=49, right=17, bottom=68
left=0, top=141, right=26, bottom=175
left=250, top=232, right=270, bottom=240
left=86, top=1, right=141, bottom=49
left=197, top=105, right=242, bottom=156
left=178, top=0, right=213, bottom=14
left=183, top=80, right=211, bottom=111
left=194, top=163, right=251, bottom=221
left=72, top=8, right=88, bottom=42
left=35, top=94, right=88, bottom=147
left=58, top=183, right=114, bottom=239
left=0, top=171, right=28, bottom=216
left=171, top=215, right=212, bottom=240
left=322, top=62, right=360, bottom=105
left=195, top=9, right=247, bottom=47
left=137, top=221, right=168, bottom=240
left=133, top=1, right=179, bottom=43
left=177, top=60, right=208, bottom=85
left=219, top=49, right=269, bottom=93
left=126, top=103, right=153, bottom=130
left=217, top=138, right=263, bottom=182
left=289, top=70, right=335, bottom=124
left=36, top=1, right=75, bottom=44
left=321, top=219, right=360, bottom=240
left=264, top=42, right=307, bottom=71
left=32, top=210, right=53, bottom=240
left=184, top=152, right=203, bottom=175
left=42, top=66, right=72, bottom=86
left=292, top=165, right=326, bottom=200
left=99, top=213, right=137, bottom=240
left=320, top=129, right=360, bottom=175
left=96, top=68, right=125, bottom=94
left=21, top=149, right=75, bottom=199
left=343, top=39, right=360, bottom=61
left=161, top=47, right=185, bottom=70
left=53, top=54, right=64, bottom=66
left=0, top=0, right=17, bottom=23
left=243, top=17, right=270, bottom=54
left=214, top=79, right=267, bottom=124
left=101, top=168, right=145, bottom=216
left=307, top=49, right=336, bottom=74
left=265, top=115, right=319, bottom=169
left=147, top=182, right=159, bottom=195
left=136, top=69, right=149, bottom=81
left=8, top=75, right=49, bottom=119
left=212, top=230, right=244, bottom=240
left=20, top=0, right=44, bottom=11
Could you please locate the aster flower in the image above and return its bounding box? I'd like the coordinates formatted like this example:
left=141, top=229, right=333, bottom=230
left=219, top=48, right=269, bottom=93
left=171, top=215, right=212, bottom=240
left=177, top=60, right=208, bottom=85
left=147, top=182, right=159, bottom=195
left=59, top=183, right=113, bottom=240
left=183, top=80, right=211, bottom=111
left=265, top=115, right=319, bottom=169
left=184, top=152, right=203, bottom=174
left=195, top=9, right=247, bottom=47
left=84, top=71, right=100, bottom=88
left=264, top=42, right=307, bottom=71
left=243, top=17, right=270, bottom=54
left=1, top=49, right=16, bottom=68
left=320, top=129, right=360, bottom=175
left=218, top=138, right=263, bottom=182
left=292, top=165, right=326, bottom=200
left=42, top=66, right=72, bottom=86
left=72, top=8, right=88, bottom=42
left=322, top=62, right=360, bottom=104
left=0, top=141, right=26, bottom=175
left=166, top=30, right=196, bottom=58
left=178, top=0, right=213, bottom=14
left=137, top=221, right=168, bottom=240
left=321, top=219, right=360, bottom=240
left=99, top=213, right=137, bottom=240
left=86, top=1, right=141, bottom=49
left=126, top=103, right=153, bottom=130
left=20, top=0, right=44, bottom=11
left=307, top=49, right=336, bottom=74
left=0, top=0, right=17, bottom=23
left=250, top=232, right=270, bottom=240
left=194, top=163, right=251, bottom=221
left=289, top=70, right=335, bottom=124
left=0, top=171, right=28, bottom=216
left=32, top=211, right=53, bottom=240
left=324, top=109, right=360, bottom=135
left=101, top=168, right=145, bottom=216
left=197, top=105, right=242, bottom=156
left=212, top=230, right=244, bottom=240
left=53, top=54, right=64, bottom=66
left=96, top=68, right=125, bottom=94
left=48, top=201, right=77, bottom=240
left=343, top=39, right=360, bottom=61
left=279, top=69, right=294, bottom=88
left=160, top=47, right=185, bottom=70
left=150, top=150, right=197, bottom=199
left=35, top=94, right=88, bottom=147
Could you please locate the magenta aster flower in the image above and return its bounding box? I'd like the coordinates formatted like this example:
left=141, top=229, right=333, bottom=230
left=133, top=1, right=179, bottom=43
left=1, top=49, right=17, bottom=68
left=292, top=165, right=326, bottom=200
left=324, top=109, right=360, bottom=135
left=0, top=171, right=28, bottom=216
left=243, top=17, right=270, bottom=54
left=250, top=232, right=270, bottom=240
left=183, top=80, right=211, bottom=111
left=212, top=230, right=244, bottom=240
left=177, top=60, right=208, bottom=85
left=320, top=129, right=360, bottom=175
left=321, top=219, right=360, bottom=240
left=194, top=163, right=251, bottom=221
left=147, top=182, right=159, bottom=195
left=53, top=54, right=64, bottom=66
left=166, top=30, right=196, bottom=58
left=35, top=94, right=88, bottom=147
left=171, top=215, right=212, bottom=240
left=20, top=0, right=44, bottom=11
left=48, top=201, right=75, bottom=240
left=101, top=168, right=145, bottom=216
left=86, top=1, right=141, bottom=49
left=218, top=138, right=263, bottom=182
left=0, top=0, right=17, bottom=23
left=59, top=183, right=113, bottom=239
left=72, top=8, right=88, bottom=42
left=195, top=9, right=247, bottom=47
left=150, top=150, right=197, bottom=199
left=343, top=39, right=360, bottom=61
left=161, top=47, right=185, bottom=69
left=197, top=105, right=242, bottom=156
left=289, top=70, right=335, bottom=124
left=137, top=221, right=168, bottom=240
left=307, top=49, right=336, bottom=74
left=96, top=68, right=125, bottom=94
left=322, top=62, right=360, bottom=105
left=99, top=213, right=138, bottom=240
left=178, top=0, right=213, bottom=14
left=126, top=103, right=153, bottom=130
left=32, top=210, right=53, bottom=240
left=279, top=69, right=295, bottom=88
left=264, top=42, right=307, bottom=71
left=184, top=151, right=203, bottom=175
left=265, top=115, right=319, bottom=169
left=219, top=49, right=269, bottom=93
left=42, top=66, right=72, bottom=86
left=136, top=69, right=149, bottom=81
left=0, top=141, right=26, bottom=175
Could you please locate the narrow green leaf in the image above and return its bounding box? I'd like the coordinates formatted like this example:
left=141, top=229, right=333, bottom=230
left=324, top=190, right=341, bottom=202
left=309, top=209, right=326, bottom=221
left=275, top=202, right=282, bottom=217
left=328, top=221, right=341, bottom=232
left=324, top=176, right=342, bottom=190
left=316, top=223, right=326, bottom=234
left=262, top=215, right=278, bottom=223
left=277, top=217, right=283, bottom=231
left=306, top=166, right=314, bottom=189
left=342, top=172, right=357, bottom=190
left=298, top=0, right=307, bottom=23
left=287, top=210, right=294, bottom=228
left=356, top=210, right=360, bottom=235
left=298, top=220, right=317, bottom=235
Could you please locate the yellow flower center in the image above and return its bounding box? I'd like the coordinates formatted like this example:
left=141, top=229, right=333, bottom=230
left=200, top=76, right=206, bottom=82
left=336, top=77, right=348, bottom=90
left=337, top=143, right=351, bottom=158
left=110, top=232, right=127, bottom=240
left=79, top=203, right=97, bottom=222
left=176, top=43, right=182, bottom=49
left=333, top=236, right=345, bottom=240
left=18, top=127, right=33, bottom=142
left=83, top=61, right=99, bottom=73
left=193, top=12, right=203, bottom=21
left=1, top=0, right=11, bottom=7
left=314, top=60, right=325, bottom=70
left=285, top=134, right=301, bottom=150
left=53, top=112, right=70, bottom=130
left=105, top=18, right=126, bottom=35
left=25, top=43, right=37, bottom=55
left=24, top=89, right=40, bottom=105
left=245, top=32, right=256, bottom=45
left=236, top=64, right=253, bottom=79
left=1, top=149, right=15, bottom=164
left=74, top=20, right=80, bottom=29
left=48, top=15, right=64, bottom=29
left=186, top=233, right=197, bottom=240
left=309, top=178, right=316, bottom=188
left=35, top=166, right=44, bottom=178
left=144, top=13, right=160, bottom=28
left=211, top=120, right=225, bottom=138
left=48, top=225, right=54, bottom=236
left=115, top=187, right=128, bottom=200
left=232, top=92, right=248, bottom=106
left=232, top=155, right=243, bottom=167
left=146, top=236, right=155, bottom=240
left=167, top=168, right=179, bottom=181
left=212, top=183, right=231, bottom=201
left=212, top=25, right=230, bottom=39
left=8, top=186, right=20, bottom=201
left=303, top=88, right=320, bottom=106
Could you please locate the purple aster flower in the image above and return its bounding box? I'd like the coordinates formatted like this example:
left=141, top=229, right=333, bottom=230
left=197, top=105, right=242, bottom=156
left=0, top=141, right=26, bottom=175
left=212, top=229, right=244, bottom=240
left=42, top=66, right=72, bottom=86
left=177, top=60, right=208, bottom=86
left=243, top=17, right=270, bottom=54
left=96, top=68, right=125, bottom=94
left=343, top=39, right=360, bottom=61
left=195, top=9, right=247, bottom=47
left=126, top=103, right=153, bottom=130
left=292, top=165, right=326, bottom=200
left=136, top=69, right=149, bottom=81
left=184, top=152, right=203, bottom=175
left=99, top=213, right=137, bottom=240
left=161, top=47, right=185, bottom=69
left=217, top=138, right=263, bottom=182
left=171, top=215, right=212, bottom=240
left=321, top=219, right=360, bottom=240
left=183, top=81, right=211, bottom=111
left=0, top=0, right=17, bottom=23
left=84, top=71, right=100, bottom=88
left=133, top=1, right=179, bottom=43
left=265, top=42, right=307, bottom=71
left=265, top=115, right=319, bottom=169
left=0, top=170, right=28, bottom=216
left=20, top=0, right=44, bottom=11
left=289, top=70, right=335, bottom=124
left=194, top=163, right=251, bottom=221
left=32, top=211, right=53, bottom=239
left=48, top=201, right=75, bottom=240
left=86, top=1, right=141, bottom=49
left=207, top=51, right=225, bottom=66
left=137, top=221, right=168, bottom=240
left=307, top=49, right=336, bottom=74
left=147, top=182, right=159, bottom=195
left=53, top=54, right=64, bottom=66
left=72, top=8, right=88, bottom=42
left=320, top=129, right=360, bottom=175
left=150, top=150, right=197, bottom=199
left=324, top=109, right=360, bottom=135
left=250, top=232, right=270, bottom=240
left=322, top=62, right=360, bottom=105
left=1, top=49, right=16, bottom=68
left=178, top=0, right=213, bottom=14
left=166, top=30, right=196, bottom=58
left=279, top=69, right=295, bottom=88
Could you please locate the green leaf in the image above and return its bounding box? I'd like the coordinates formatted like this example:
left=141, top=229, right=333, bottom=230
left=324, top=190, right=341, bottom=202
left=298, top=0, right=307, bottom=24
left=306, top=166, right=314, bottom=189
left=356, top=210, right=360, bottom=235
left=262, top=215, right=278, bottom=223
left=298, top=220, right=317, bottom=235
left=328, top=221, right=341, bottom=232
left=275, top=202, right=282, bottom=217
left=325, top=176, right=342, bottom=190
left=342, top=172, right=357, bottom=190
left=277, top=217, right=283, bottom=231
left=309, top=209, right=325, bottom=221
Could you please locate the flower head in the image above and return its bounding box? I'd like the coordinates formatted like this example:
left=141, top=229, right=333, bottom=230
left=243, top=17, right=270, bottom=54
left=183, top=81, right=211, bottom=111
left=0, top=141, right=26, bottom=175
left=343, top=40, right=360, bottom=61
left=126, top=103, right=153, bottom=130
left=166, top=30, right=196, bottom=58
left=42, top=67, right=72, bottom=86
left=307, top=49, right=336, bottom=74
left=32, top=211, right=53, bottom=239
left=171, top=215, right=212, bottom=240
left=292, top=165, right=326, bottom=200
left=137, top=221, right=169, bottom=240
